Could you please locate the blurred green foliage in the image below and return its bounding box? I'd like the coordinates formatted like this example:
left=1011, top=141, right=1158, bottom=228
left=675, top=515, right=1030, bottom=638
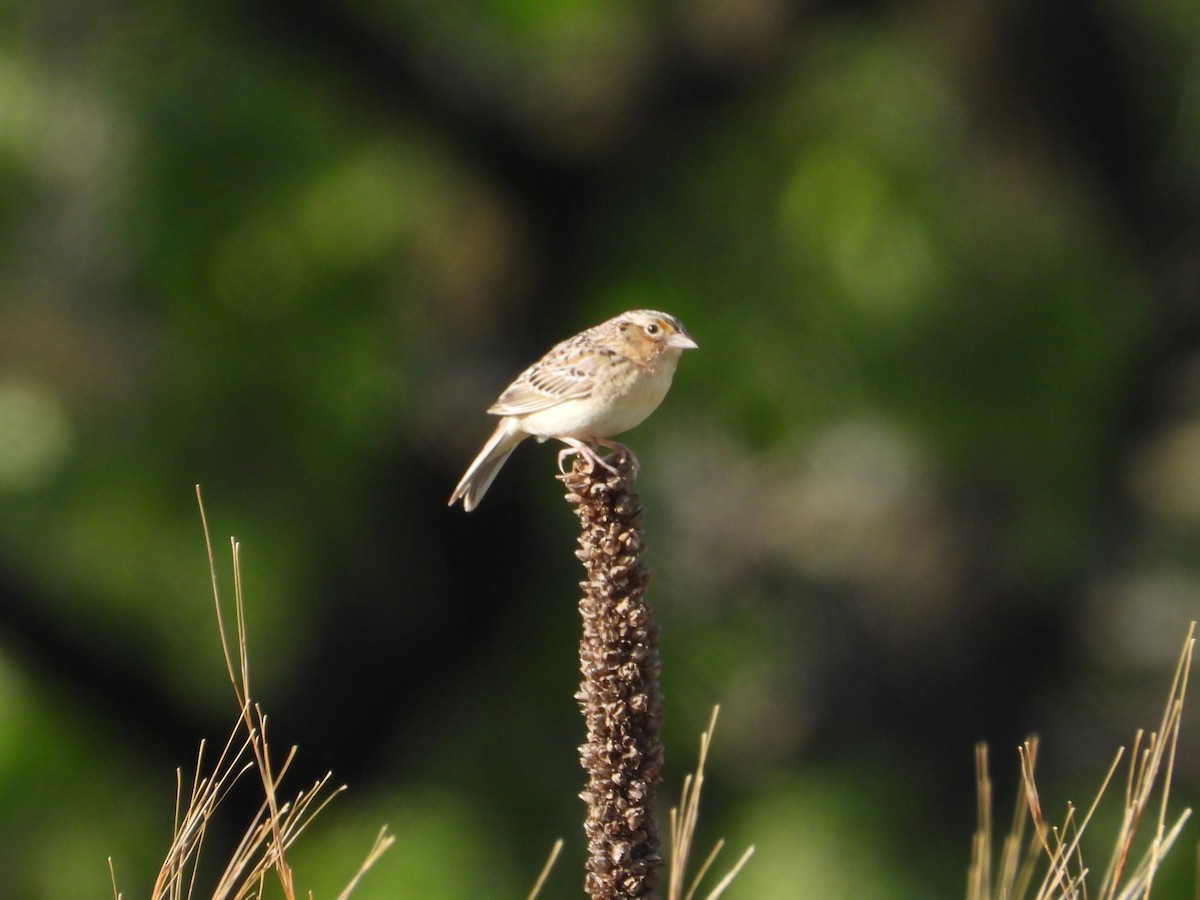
left=0, top=0, right=1198, bottom=896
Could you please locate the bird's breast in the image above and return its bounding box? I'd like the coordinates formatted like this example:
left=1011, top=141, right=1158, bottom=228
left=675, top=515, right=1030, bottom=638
left=517, top=354, right=680, bottom=439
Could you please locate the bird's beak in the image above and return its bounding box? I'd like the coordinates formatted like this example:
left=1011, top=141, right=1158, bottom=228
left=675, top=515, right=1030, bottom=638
left=668, top=331, right=698, bottom=350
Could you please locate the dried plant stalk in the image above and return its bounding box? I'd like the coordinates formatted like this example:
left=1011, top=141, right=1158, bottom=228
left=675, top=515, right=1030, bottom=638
left=563, top=450, right=664, bottom=900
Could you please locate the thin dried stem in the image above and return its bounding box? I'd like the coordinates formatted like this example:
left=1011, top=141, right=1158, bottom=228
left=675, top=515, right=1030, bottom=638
left=968, top=743, right=992, bottom=900
left=527, top=839, right=565, bottom=900
left=969, top=622, right=1195, bottom=900
left=126, top=488, right=393, bottom=900
left=700, top=847, right=756, bottom=900
left=666, top=707, right=753, bottom=900
left=337, top=828, right=398, bottom=900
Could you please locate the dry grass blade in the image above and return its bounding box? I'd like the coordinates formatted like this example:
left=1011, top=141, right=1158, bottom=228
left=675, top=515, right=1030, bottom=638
left=1035, top=743, right=1128, bottom=899
left=150, top=730, right=257, bottom=899
left=968, top=743, right=991, bottom=900
left=336, top=828, right=398, bottom=900
left=666, top=706, right=755, bottom=900
left=220, top=536, right=297, bottom=899
left=116, top=488, right=394, bottom=900
left=1003, top=740, right=1041, bottom=899
left=526, top=838, right=564, bottom=900
left=699, top=846, right=756, bottom=900
left=1104, top=622, right=1194, bottom=900
left=108, top=858, right=121, bottom=900
left=969, top=621, right=1195, bottom=900
left=969, top=739, right=1044, bottom=900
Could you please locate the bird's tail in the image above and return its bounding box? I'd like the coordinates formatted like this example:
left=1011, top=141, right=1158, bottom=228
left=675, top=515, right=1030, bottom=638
left=448, top=420, right=526, bottom=511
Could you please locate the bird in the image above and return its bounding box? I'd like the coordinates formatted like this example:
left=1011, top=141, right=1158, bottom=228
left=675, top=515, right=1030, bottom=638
left=449, top=309, right=698, bottom=511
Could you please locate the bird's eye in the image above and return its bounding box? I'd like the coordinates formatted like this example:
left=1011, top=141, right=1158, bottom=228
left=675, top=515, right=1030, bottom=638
left=644, top=322, right=661, bottom=336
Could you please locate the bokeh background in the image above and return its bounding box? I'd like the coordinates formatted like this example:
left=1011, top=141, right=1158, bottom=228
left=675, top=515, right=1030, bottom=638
left=1, top=0, right=1198, bottom=896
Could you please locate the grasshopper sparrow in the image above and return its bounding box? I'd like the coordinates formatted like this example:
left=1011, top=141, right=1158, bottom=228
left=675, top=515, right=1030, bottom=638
left=449, top=309, right=698, bottom=511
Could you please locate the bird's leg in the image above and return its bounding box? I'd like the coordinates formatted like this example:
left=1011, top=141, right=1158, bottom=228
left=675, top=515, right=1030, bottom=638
left=557, top=437, right=593, bottom=474
left=557, top=442, right=580, bottom=474
left=557, top=437, right=626, bottom=476
left=595, top=438, right=640, bottom=478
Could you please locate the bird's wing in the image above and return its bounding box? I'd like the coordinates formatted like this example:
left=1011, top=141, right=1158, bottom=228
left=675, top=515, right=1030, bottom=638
left=487, top=345, right=609, bottom=416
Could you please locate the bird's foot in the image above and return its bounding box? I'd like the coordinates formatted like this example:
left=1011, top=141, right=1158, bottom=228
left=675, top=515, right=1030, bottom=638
left=557, top=438, right=637, bottom=478
left=595, top=438, right=639, bottom=478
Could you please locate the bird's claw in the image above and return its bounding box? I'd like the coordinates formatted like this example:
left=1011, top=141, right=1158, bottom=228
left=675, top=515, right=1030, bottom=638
left=557, top=439, right=638, bottom=478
